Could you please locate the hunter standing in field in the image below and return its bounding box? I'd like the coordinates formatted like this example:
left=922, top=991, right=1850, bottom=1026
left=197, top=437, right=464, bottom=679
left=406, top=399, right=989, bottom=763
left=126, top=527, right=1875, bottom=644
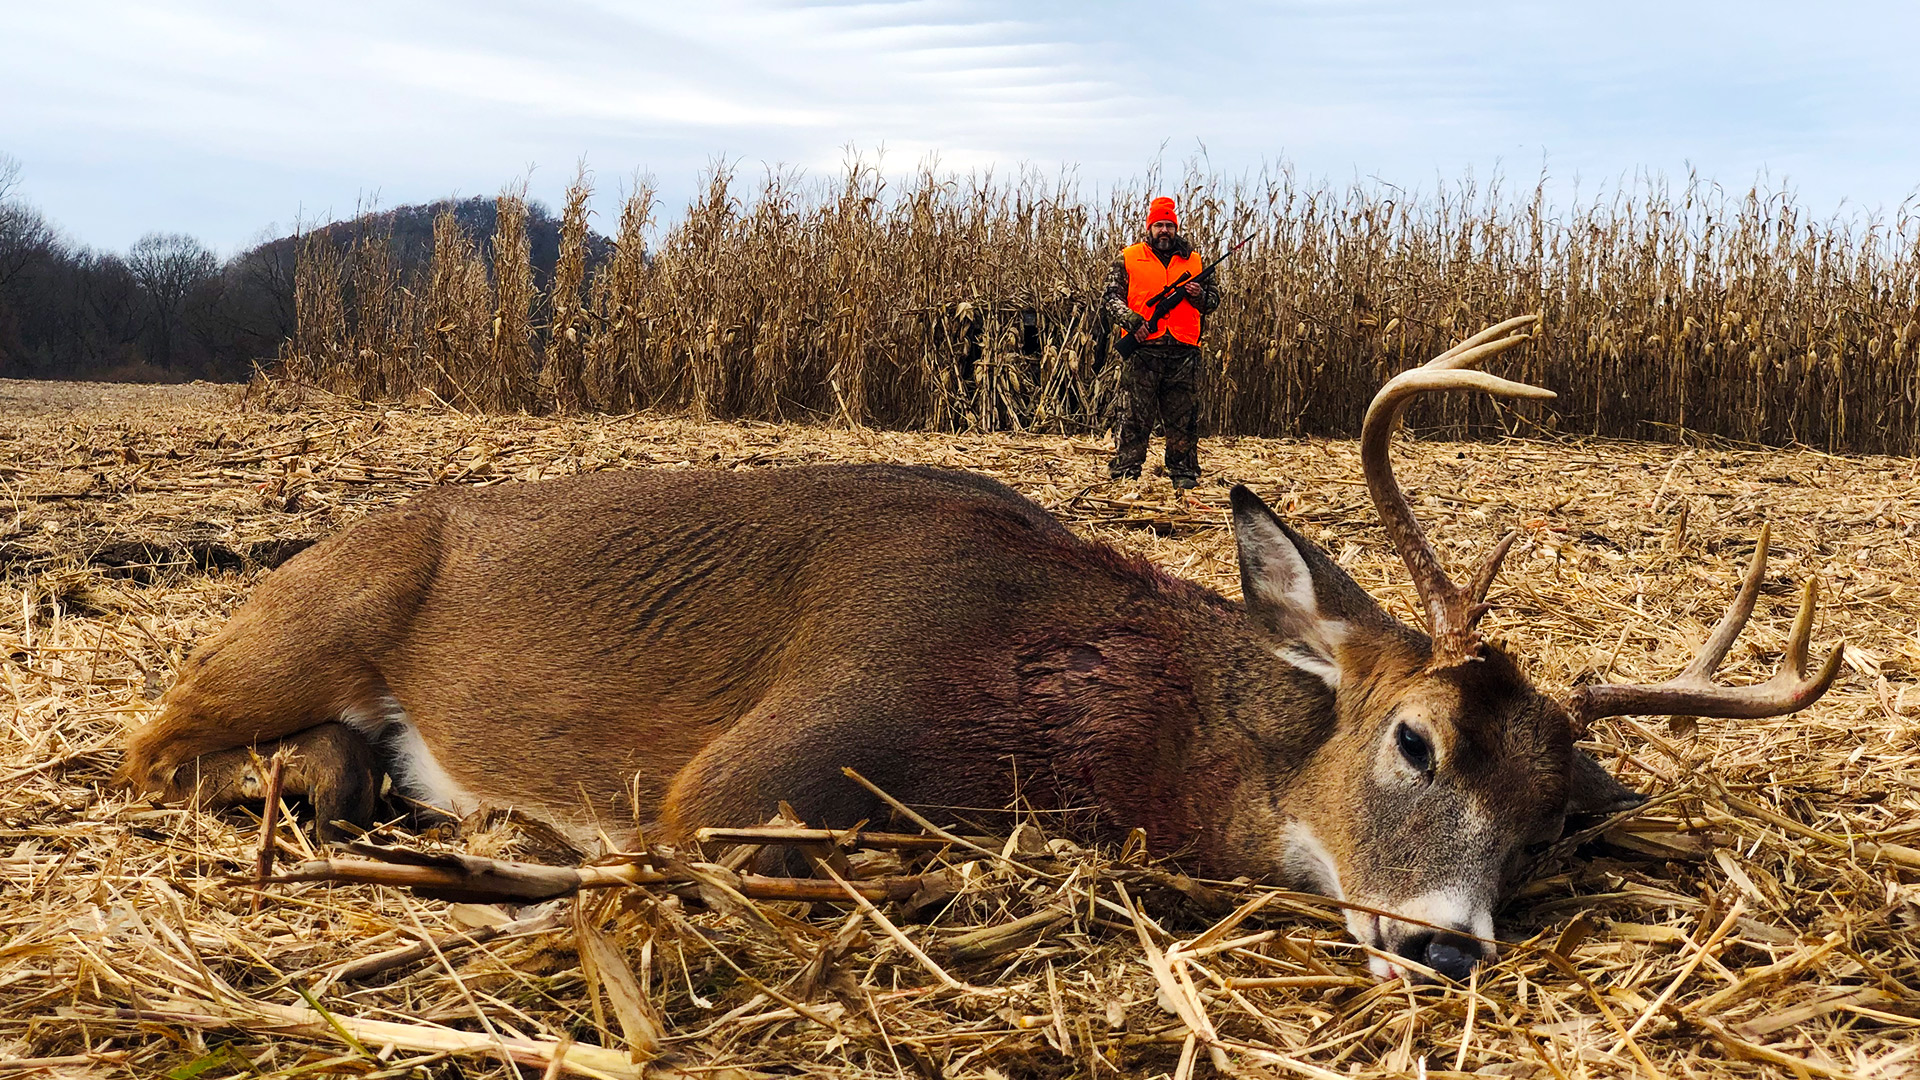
left=1105, top=196, right=1221, bottom=488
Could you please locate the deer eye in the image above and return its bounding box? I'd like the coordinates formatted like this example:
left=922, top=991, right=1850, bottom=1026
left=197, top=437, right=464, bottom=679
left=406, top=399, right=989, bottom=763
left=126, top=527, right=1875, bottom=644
left=1396, top=722, right=1434, bottom=774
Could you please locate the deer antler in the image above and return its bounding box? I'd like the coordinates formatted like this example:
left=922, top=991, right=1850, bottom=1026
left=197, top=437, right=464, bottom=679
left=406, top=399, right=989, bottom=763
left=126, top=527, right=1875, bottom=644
left=1361, top=315, right=1554, bottom=667
left=1566, top=525, right=1843, bottom=729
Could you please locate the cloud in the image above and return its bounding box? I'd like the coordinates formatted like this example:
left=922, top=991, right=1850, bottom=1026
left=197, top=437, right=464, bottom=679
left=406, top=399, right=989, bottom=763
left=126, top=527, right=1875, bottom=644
left=3, top=0, right=1917, bottom=252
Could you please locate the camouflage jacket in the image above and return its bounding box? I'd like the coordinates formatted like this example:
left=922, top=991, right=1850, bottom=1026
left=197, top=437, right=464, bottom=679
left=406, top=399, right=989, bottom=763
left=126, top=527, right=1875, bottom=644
left=1102, top=236, right=1223, bottom=338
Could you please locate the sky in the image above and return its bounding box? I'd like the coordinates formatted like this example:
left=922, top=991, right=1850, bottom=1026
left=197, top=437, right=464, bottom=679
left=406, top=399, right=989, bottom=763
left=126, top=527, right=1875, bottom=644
left=4, top=0, right=1919, bottom=256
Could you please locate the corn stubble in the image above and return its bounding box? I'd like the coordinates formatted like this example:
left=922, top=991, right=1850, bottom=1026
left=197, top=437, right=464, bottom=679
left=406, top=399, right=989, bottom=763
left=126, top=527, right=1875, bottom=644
left=282, top=163, right=1920, bottom=455
left=3, top=390, right=1915, bottom=1078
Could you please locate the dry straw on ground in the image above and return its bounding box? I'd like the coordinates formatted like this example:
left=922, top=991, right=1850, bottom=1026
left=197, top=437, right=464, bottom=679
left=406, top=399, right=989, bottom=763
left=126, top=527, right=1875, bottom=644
left=1, top=378, right=1917, bottom=1078
left=284, top=161, right=1920, bottom=454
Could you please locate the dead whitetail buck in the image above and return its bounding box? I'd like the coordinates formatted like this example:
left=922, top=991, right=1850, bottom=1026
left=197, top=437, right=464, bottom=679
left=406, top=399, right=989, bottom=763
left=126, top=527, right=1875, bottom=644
left=120, top=316, right=1841, bottom=981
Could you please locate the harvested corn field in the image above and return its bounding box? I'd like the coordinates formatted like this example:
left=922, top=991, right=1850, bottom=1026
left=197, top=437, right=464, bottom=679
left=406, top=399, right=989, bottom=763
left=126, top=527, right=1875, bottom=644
left=1, top=377, right=1917, bottom=1078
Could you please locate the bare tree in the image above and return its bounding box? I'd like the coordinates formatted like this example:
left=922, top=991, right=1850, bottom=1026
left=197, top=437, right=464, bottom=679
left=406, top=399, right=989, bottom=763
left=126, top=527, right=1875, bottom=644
left=127, top=232, right=218, bottom=368
left=0, top=153, right=58, bottom=292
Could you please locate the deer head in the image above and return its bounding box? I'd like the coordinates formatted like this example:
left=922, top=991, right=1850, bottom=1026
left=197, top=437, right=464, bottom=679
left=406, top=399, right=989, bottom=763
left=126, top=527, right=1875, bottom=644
left=1231, top=315, right=1842, bottom=980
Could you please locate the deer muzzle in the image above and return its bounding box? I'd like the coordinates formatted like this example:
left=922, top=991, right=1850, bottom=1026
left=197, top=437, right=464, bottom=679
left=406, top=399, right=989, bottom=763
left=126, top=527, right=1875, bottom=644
left=1395, top=928, right=1488, bottom=983
left=1356, top=889, right=1499, bottom=984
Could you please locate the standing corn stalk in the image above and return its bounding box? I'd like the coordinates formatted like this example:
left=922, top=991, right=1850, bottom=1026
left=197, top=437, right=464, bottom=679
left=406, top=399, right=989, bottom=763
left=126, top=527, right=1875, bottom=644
left=486, top=183, right=538, bottom=411
left=288, top=229, right=346, bottom=388
left=347, top=219, right=406, bottom=401
left=586, top=179, right=655, bottom=414
left=823, top=158, right=886, bottom=427
left=543, top=164, right=594, bottom=413
left=422, top=210, right=492, bottom=411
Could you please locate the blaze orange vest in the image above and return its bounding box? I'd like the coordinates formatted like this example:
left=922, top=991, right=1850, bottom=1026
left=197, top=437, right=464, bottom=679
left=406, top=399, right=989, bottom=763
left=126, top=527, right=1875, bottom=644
left=1123, top=242, right=1205, bottom=346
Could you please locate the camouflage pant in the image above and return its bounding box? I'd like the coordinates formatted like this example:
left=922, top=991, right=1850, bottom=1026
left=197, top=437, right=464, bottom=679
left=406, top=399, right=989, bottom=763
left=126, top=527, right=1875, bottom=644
left=1109, top=345, right=1201, bottom=480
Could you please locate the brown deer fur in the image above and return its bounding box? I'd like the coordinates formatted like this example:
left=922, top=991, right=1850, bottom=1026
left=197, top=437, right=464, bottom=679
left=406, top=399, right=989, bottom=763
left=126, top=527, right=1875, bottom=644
left=122, top=463, right=1651, bottom=981
left=128, top=317, right=1846, bottom=981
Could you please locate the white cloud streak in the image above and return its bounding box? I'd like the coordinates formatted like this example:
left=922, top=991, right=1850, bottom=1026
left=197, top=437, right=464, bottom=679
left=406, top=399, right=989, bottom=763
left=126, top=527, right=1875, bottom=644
left=2, top=0, right=1915, bottom=252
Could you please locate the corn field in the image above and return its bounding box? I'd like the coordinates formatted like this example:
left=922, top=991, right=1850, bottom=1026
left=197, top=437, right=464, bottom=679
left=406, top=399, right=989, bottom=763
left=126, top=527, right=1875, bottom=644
left=280, top=160, right=1920, bottom=454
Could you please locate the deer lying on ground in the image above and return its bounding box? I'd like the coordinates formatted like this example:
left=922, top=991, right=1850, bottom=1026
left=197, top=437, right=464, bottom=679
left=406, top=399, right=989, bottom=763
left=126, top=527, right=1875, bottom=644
left=120, top=316, right=1840, bottom=981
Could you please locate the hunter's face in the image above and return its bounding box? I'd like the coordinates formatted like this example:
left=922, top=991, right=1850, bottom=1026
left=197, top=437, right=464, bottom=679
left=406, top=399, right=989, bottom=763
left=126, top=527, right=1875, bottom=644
left=1148, top=220, right=1178, bottom=243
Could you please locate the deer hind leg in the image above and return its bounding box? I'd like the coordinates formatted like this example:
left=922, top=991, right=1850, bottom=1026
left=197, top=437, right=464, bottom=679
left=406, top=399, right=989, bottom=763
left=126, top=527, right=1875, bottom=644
left=119, top=498, right=444, bottom=838
left=120, top=648, right=388, bottom=798
left=166, top=722, right=381, bottom=841
left=118, top=601, right=397, bottom=835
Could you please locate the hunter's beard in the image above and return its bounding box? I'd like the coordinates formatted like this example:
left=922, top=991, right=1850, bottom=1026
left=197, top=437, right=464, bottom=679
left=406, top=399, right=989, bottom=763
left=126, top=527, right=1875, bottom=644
left=1150, top=231, right=1182, bottom=254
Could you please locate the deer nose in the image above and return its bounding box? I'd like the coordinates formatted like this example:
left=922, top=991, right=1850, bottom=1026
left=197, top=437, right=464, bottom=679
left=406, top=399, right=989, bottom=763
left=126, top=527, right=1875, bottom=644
left=1399, top=931, right=1484, bottom=982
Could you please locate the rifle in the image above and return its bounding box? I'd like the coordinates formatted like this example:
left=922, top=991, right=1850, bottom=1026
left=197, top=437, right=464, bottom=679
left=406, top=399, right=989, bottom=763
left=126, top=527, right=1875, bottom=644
left=1115, top=234, right=1254, bottom=360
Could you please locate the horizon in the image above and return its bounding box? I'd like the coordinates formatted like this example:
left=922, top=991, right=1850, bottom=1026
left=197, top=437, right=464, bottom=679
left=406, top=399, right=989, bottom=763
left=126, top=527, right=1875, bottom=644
left=5, top=0, right=1919, bottom=258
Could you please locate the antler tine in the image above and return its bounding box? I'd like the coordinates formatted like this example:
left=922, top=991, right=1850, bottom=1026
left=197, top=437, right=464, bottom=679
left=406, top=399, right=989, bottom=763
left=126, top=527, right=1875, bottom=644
left=1360, top=320, right=1554, bottom=667
left=1567, top=532, right=1844, bottom=726
left=1368, top=343, right=1549, bottom=436
left=1783, top=574, right=1823, bottom=676
left=1466, top=529, right=1523, bottom=610
left=1426, top=314, right=1542, bottom=370
left=1426, top=333, right=1541, bottom=377
left=1675, top=524, right=1769, bottom=683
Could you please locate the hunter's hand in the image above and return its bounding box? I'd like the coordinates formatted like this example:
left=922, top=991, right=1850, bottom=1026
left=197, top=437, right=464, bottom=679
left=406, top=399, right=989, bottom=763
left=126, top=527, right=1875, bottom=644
left=1183, top=281, right=1203, bottom=298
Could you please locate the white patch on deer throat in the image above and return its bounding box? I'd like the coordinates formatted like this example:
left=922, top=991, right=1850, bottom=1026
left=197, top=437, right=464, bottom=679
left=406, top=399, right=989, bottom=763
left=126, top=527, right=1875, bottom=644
left=341, top=696, right=478, bottom=816
left=1281, top=820, right=1345, bottom=900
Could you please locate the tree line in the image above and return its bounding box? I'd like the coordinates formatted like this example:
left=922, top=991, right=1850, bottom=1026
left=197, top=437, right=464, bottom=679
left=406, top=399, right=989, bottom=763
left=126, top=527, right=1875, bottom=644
left=0, top=154, right=589, bottom=384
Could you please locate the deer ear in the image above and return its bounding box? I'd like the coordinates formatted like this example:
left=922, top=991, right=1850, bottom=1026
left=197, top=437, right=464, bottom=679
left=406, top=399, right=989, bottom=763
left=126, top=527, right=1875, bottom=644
left=1566, top=749, right=1645, bottom=816
left=1231, top=486, right=1354, bottom=689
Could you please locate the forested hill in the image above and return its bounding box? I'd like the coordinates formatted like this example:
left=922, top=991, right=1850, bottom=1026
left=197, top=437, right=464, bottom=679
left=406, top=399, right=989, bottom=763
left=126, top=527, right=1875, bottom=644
left=271, top=195, right=611, bottom=299
left=0, top=168, right=602, bottom=384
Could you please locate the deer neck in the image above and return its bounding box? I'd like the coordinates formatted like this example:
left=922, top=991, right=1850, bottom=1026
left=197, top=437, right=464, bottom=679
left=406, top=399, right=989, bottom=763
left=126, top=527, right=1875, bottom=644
left=1177, top=617, right=1432, bottom=883
left=1031, top=607, right=1351, bottom=876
